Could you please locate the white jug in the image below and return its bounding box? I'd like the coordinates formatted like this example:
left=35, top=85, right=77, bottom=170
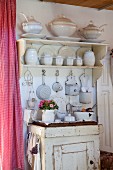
left=83, top=50, right=95, bottom=66
left=25, top=48, right=40, bottom=65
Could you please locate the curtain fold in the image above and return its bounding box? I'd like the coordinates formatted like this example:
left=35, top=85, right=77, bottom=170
left=0, top=1, right=24, bottom=169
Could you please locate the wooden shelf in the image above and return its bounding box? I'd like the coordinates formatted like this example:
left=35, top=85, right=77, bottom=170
left=23, top=64, right=103, bottom=69
left=17, top=38, right=108, bottom=86
left=19, top=38, right=108, bottom=47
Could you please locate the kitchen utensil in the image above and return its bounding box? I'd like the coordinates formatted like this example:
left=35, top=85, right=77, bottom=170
left=74, top=111, right=96, bottom=121
left=56, top=111, right=66, bottom=120
left=86, top=104, right=97, bottom=112
left=20, top=13, right=43, bottom=34
left=25, top=48, right=40, bottom=65
left=79, top=73, right=89, bottom=92
left=64, top=114, right=75, bottom=122
left=79, top=91, right=91, bottom=104
left=40, top=54, right=53, bottom=65
left=83, top=50, right=95, bottom=66
left=52, top=70, right=63, bottom=93
left=63, top=57, right=74, bottom=66
left=20, top=12, right=29, bottom=22
left=36, top=70, right=51, bottom=100
left=66, top=96, right=71, bottom=113
left=21, top=33, right=46, bottom=39
left=52, top=56, right=63, bottom=66
left=74, top=56, right=83, bottom=66
left=46, top=36, right=81, bottom=42
left=47, top=15, right=77, bottom=37
left=27, top=90, right=37, bottom=109
left=22, top=68, right=33, bottom=86
left=78, top=20, right=106, bottom=39
left=65, top=74, right=80, bottom=96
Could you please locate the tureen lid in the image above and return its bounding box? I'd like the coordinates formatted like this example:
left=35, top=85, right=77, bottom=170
left=49, top=15, right=76, bottom=26
left=83, top=20, right=100, bottom=30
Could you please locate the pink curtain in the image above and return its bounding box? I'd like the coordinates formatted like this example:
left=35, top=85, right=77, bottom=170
left=0, top=1, right=24, bottom=169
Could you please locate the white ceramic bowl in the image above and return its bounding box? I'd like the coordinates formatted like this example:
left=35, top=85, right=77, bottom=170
left=79, top=92, right=91, bottom=104
left=74, top=111, right=96, bottom=121
left=64, top=114, right=75, bottom=122
left=56, top=112, right=66, bottom=120
left=22, top=22, right=42, bottom=34
left=49, top=24, right=76, bottom=37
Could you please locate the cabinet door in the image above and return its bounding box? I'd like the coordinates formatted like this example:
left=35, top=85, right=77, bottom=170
left=53, top=141, right=98, bottom=170
left=97, top=57, right=113, bottom=152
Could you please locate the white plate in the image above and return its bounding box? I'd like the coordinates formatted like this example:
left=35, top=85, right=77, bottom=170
left=76, top=47, right=91, bottom=58
left=46, top=36, right=81, bottom=42
left=58, top=46, right=75, bottom=57
left=38, top=45, right=58, bottom=57
left=21, top=33, right=46, bottom=39
left=80, top=39, right=105, bottom=43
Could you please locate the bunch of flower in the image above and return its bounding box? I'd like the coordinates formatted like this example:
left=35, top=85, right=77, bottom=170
left=38, top=100, right=58, bottom=110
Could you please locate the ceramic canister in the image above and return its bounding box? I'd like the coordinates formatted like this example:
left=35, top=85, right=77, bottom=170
left=83, top=50, right=95, bottom=66
left=25, top=48, right=39, bottom=65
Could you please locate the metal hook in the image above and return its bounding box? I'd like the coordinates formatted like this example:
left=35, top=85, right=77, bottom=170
left=42, top=69, right=46, bottom=76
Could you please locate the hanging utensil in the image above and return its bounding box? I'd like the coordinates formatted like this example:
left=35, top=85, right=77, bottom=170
left=22, top=68, right=33, bottom=86
left=20, top=12, right=29, bottom=22
left=36, top=70, right=51, bottom=100
left=52, top=70, right=63, bottom=93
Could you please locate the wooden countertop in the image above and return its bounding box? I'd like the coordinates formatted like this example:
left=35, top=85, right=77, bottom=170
left=29, top=121, right=97, bottom=127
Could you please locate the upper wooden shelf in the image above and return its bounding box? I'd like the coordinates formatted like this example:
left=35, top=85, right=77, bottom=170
left=41, top=0, right=113, bottom=10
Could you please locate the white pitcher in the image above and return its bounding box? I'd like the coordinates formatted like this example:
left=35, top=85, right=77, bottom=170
left=83, top=50, right=95, bottom=66
left=25, top=48, right=40, bottom=65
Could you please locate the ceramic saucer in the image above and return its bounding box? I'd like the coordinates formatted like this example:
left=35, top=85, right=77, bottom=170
left=46, top=36, right=81, bottom=42
left=21, top=33, right=46, bottom=39
left=80, top=39, right=105, bottom=43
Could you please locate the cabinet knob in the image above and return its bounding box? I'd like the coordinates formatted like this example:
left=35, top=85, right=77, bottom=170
left=90, top=160, right=94, bottom=164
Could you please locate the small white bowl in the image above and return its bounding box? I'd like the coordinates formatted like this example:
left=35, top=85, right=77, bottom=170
left=56, top=112, right=66, bottom=120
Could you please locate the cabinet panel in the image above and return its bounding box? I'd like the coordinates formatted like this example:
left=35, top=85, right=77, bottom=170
left=97, top=57, right=113, bottom=152
left=53, top=141, right=97, bottom=170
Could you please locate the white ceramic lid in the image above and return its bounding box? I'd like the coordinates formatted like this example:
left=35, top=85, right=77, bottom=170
left=49, top=15, right=76, bottom=26
left=83, top=20, right=100, bottom=31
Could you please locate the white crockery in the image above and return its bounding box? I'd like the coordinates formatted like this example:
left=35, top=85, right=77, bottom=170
left=79, top=20, right=106, bottom=39
left=25, top=48, right=39, bottom=65
left=79, top=91, right=91, bottom=104
left=74, top=56, right=83, bottom=66
left=74, top=111, right=96, bottom=121
left=53, top=56, right=63, bottom=66
left=56, top=112, right=66, bottom=120
left=47, top=15, right=77, bottom=37
left=64, top=114, right=75, bottom=122
left=22, top=21, right=43, bottom=34
left=83, top=50, right=95, bottom=66
left=40, top=54, right=53, bottom=65
left=63, top=57, right=74, bottom=66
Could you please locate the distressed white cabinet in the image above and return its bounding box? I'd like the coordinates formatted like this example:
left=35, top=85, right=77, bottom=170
left=29, top=125, right=102, bottom=170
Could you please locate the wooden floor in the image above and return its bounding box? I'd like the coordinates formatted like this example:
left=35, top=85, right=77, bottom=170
left=100, top=151, right=113, bottom=169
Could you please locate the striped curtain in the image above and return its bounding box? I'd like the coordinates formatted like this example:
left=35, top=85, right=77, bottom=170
left=0, top=0, right=24, bottom=169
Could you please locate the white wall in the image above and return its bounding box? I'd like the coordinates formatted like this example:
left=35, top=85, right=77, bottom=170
left=17, top=0, right=113, bottom=47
